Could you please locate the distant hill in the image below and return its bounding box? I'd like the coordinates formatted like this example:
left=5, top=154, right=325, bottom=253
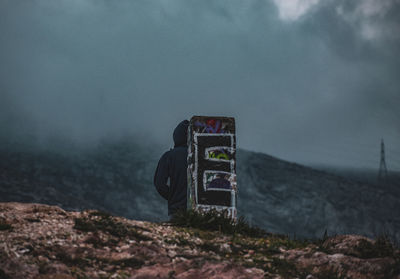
left=0, top=138, right=399, bottom=243
left=0, top=138, right=166, bottom=222
left=237, top=151, right=400, bottom=243
left=308, top=165, right=400, bottom=195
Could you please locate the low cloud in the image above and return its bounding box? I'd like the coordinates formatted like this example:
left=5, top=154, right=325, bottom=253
left=272, top=0, right=319, bottom=21
left=0, top=0, right=399, bottom=170
left=336, top=0, right=400, bottom=41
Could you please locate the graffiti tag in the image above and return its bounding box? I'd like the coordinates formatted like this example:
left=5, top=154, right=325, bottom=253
left=194, top=119, right=225, bottom=133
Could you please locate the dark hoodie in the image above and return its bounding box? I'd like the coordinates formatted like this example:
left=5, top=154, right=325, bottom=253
left=154, top=120, right=189, bottom=215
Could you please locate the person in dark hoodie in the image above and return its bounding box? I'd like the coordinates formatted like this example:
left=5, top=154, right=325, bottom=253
left=154, top=120, right=189, bottom=216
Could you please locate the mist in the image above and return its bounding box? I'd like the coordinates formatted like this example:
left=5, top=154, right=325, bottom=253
left=1, top=0, right=399, bottom=170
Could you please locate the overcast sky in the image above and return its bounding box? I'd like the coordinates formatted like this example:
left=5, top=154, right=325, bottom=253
left=1, top=0, right=399, bottom=170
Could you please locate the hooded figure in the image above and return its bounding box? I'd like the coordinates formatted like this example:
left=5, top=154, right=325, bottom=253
left=154, top=120, right=189, bottom=215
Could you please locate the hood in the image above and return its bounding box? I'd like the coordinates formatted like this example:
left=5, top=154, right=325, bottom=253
left=173, top=120, right=189, bottom=147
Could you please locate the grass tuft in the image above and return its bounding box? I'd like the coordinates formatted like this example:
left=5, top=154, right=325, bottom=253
left=170, top=209, right=268, bottom=238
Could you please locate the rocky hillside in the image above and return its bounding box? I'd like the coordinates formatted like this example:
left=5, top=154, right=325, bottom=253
left=0, top=139, right=166, bottom=221
left=1, top=202, right=399, bottom=279
left=237, top=151, right=400, bottom=242
left=1, top=139, right=399, bottom=243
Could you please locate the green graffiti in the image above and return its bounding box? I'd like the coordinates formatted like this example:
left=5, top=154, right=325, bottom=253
left=216, top=153, right=229, bottom=160
left=209, top=151, right=229, bottom=160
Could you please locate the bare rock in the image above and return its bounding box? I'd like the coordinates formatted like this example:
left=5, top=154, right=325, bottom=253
left=1, top=202, right=399, bottom=279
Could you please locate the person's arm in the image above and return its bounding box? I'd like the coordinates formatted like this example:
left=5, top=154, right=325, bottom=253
left=154, top=152, right=170, bottom=200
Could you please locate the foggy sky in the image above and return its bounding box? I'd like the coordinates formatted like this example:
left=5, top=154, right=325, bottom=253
left=1, top=0, right=400, bottom=170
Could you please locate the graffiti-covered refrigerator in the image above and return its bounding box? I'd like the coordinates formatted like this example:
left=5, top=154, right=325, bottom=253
left=187, top=116, right=237, bottom=220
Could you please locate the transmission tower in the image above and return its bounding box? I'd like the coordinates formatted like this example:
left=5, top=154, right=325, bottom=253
left=378, top=139, right=388, bottom=182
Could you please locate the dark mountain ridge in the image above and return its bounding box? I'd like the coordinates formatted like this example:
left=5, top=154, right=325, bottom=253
left=0, top=138, right=399, bottom=243
left=238, top=150, right=399, bottom=242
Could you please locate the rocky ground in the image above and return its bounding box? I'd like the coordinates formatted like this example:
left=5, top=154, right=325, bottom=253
left=0, top=202, right=399, bottom=279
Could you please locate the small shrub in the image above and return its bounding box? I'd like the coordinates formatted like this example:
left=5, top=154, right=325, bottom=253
left=235, top=215, right=270, bottom=238
left=169, top=209, right=268, bottom=238
left=355, top=235, right=395, bottom=259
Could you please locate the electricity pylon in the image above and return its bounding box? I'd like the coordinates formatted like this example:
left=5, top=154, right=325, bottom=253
left=378, top=139, right=388, bottom=182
